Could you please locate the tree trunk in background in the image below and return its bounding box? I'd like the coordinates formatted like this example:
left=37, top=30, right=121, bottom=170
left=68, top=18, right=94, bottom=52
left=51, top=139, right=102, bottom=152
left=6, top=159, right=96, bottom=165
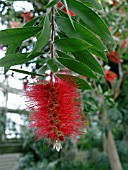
left=103, top=131, right=123, bottom=170
left=102, top=106, right=123, bottom=170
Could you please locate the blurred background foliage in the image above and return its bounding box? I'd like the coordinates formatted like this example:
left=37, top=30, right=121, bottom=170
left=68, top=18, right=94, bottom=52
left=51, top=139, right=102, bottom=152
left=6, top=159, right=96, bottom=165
left=0, top=0, right=128, bottom=170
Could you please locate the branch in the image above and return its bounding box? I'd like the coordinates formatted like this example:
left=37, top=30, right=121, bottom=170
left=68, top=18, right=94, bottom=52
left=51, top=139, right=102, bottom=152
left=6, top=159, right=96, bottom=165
left=114, top=63, right=128, bottom=100
left=0, top=107, right=29, bottom=115
left=0, top=83, right=22, bottom=94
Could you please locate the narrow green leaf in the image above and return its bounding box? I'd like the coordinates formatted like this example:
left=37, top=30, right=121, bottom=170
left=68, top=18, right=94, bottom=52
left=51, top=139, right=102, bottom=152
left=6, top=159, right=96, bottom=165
left=89, top=48, right=108, bottom=62
left=55, top=38, right=92, bottom=52
left=58, top=9, right=69, bottom=18
left=56, top=74, right=92, bottom=90
left=4, top=17, right=41, bottom=73
left=66, top=0, right=114, bottom=43
left=57, top=31, right=67, bottom=38
left=56, top=50, right=72, bottom=59
left=4, top=18, right=41, bottom=72
left=56, top=57, right=97, bottom=79
left=80, top=0, right=103, bottom=10
left=47, top=59, right=58, bottom=73
left=38, top=64, right=48, bottom=74
left=0, top=27, right=42, bottom=45
left=63, top=0, right=75, bottom=30
left=0, top=52, right=43, bottom=67
left=23, top=16, right=40, bottom=27
left=10, top=69, right=44, bottom=77
left=38, top=16, right=45, bottom=27
left=56, top=16, right=107, bottom=51
left=33, top=15, right=51, bottom=52
left=73, top=50, right=104, bottom=75
left=4, top=42, right=21, bottom=74
left=46, top=0, right=60, bottom=8
left=57, top=49, right=104, bottom=75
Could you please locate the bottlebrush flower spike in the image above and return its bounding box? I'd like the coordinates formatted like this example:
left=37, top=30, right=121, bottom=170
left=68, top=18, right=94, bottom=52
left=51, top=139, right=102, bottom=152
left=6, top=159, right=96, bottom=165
left=107, top=51, right=121, bottom=64
left=25, top=78, right=84, bottom=151
left=57, top=2, right=76, bottom=16
left=105, top=70, right=117, bottom=83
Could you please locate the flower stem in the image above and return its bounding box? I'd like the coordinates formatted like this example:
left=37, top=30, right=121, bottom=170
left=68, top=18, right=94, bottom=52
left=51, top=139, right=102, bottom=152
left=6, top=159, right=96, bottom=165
left=50, top=7, right=55, bottom=83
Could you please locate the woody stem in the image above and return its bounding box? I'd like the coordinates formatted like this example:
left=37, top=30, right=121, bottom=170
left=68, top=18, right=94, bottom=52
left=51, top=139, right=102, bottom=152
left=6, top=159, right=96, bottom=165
left=50, top=6, right=55, bottom=83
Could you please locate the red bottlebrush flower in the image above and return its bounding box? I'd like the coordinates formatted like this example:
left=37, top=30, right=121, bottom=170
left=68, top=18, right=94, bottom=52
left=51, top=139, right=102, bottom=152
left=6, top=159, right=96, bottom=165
left=21, top=11, right=34, bottom=22
left=25, top=78, right=84, bottom=150
left=105, top=70, right=117, bottom=83
left=57, top=1, right=64, bottom=8
left=122, top=41, right=126, bottom=48
left=57, top=2, right=76, bottom=16
left=107, top=51, right=121, bottom=64
left=122, top=38, right=128, bottom=48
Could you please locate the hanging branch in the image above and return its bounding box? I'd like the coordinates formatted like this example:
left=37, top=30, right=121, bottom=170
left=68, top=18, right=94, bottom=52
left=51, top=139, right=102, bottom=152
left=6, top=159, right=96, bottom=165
left=50, top=6, right=55, bottom=83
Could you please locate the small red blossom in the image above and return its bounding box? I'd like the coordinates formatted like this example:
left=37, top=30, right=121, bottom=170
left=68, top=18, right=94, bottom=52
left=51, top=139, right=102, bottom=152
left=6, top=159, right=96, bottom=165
left=25, top=78, right=84, bottom=146
left=121, top=38, right=128, bottom=48
left=57, top=2, right=76, bottom=16
left=21, top=11, right=34, bottom=22
left=107, top=51, right=121, bottom=64
left=105, top=70, right=117, bottom=83
left=122, top=41, right=126, bottom=48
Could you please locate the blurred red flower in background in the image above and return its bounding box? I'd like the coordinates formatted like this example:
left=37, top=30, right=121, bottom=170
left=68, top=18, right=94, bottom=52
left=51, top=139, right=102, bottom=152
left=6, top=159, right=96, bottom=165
left=107, top=51, right=121, bottom=64
left=105, top=70, right=117, bottom=83
left=21, top=11, right=34, bottom=22
left=122, top=41, right=126, bottom=48
left=25, top=78, right=84, bottom=147
left=121, top=37, right=128, bottom=48
left=57, top=2, right=76, bottom=16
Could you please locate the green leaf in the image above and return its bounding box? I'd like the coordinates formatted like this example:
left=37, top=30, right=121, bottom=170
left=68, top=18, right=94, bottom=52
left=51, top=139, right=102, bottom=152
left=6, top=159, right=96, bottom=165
left=66, top=0, right=114, bottom=43
left=4, top=42, right=21, bottom=74
left=56, top=74, right=92, bottom=91
left=4, top=18, right=41, bottom=73
left=46, top=0, right=60, bottom=8
left=57, top=50, right=104, bottom=75
left=73, top=50, right=104, bottom=75
left=38, top=16, right=45, bottom=27
left=6, top=18, right=40, bottom=54
left=56, top=50, right=72, bottom=59
left=33, top=15, right=51, bottom=52
left=0, top=27, right=42, bottom=45
left=56, top=57, right=97, bottom=79
left=63, top=0, right=75, bottom=30
left=0, top=52, right=43, bottom=67
left=23, top=16, right=40, bottom=27
left=38, top=64, right=48, bottom=74
left=80, top=0, right=102, bottom=10
left=58, top=9, right=69, bottom=18
left=57, top=31, right=67, bottom=39
left=56, top=16, right=106, bottom=51
left=10, top=69, right=44, bottom=77
left=124, top=53, right=128, bottom=59
left=89, top=48, right=108, bottom=62
left=47, top=59, right=58, bottom=73
left=55, top=37, right=92, bottom=52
